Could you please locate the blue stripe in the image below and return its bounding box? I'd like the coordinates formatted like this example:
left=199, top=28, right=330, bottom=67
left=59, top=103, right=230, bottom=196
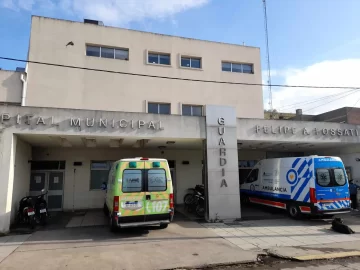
left=303, top=192, right=310, bottom=202
left=297, top=160, right=308, bottom=175
left=241, top=189, right=291, bottom=200
left=307, top=158, right=313, bottom=167
left=293, top=176, right=312, bottom=201
left=302, top=168, right=310, bottom=179
left=292, top=158, right=301, bottom=168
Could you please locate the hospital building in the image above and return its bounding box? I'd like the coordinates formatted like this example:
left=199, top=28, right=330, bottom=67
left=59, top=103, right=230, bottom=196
left=1, top=16, right=360, bottom=233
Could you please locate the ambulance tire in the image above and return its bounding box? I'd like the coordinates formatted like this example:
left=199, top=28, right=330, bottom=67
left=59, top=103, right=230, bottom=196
left=287, top=204, right=302, bottom=219
left=241, top=194, right=250, bottom=205
left=109, top=215, right=118, bottom=232
left=103, top=203, right=109, bottom=216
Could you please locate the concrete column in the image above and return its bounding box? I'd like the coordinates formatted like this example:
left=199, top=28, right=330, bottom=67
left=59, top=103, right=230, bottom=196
left=205, top=105, right=241, bottom=222
left=0, top=132, right=16, bottom=233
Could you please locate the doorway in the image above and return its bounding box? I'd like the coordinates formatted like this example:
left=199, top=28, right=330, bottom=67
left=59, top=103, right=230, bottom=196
left=29, top=171, right=64, bottom=211
left=168, top=160, right=176, bottom=203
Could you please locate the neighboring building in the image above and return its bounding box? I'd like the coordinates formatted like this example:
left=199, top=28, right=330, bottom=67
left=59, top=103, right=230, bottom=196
left=2, top=16, right=360, bottom=233
left=289, top=107, right=360, bottom=124
left=264, top=110, right=295, bottom=120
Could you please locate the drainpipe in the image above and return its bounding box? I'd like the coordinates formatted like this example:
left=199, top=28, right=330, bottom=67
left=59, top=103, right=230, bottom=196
left=20, top=64, right=28, bottom=106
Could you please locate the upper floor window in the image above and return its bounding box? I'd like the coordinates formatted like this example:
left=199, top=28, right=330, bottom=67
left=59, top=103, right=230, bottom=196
left=86, top=45, right=129, bottom=60
left=222, top=62, right=253, bottom=74
left=148, top=102, right=171, bottom=114
left=181, top=57, right=201, bottom=69
left=148, top=52, right=171, bottom=65
left=182, top=105, right=203, bottom=116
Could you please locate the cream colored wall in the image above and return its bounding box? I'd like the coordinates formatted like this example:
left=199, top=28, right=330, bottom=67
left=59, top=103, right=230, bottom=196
left=32, top=147, right=203, bottom=208
left=25, top=16, right=263, bottom=118
left=11, top=138, right=32, bottom=222
left=0, top=70, right=22, bottom=104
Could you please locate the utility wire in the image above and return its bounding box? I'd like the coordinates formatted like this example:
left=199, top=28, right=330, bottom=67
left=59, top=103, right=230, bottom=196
left=2, top=56, right=360, bottom=90
left=277, top=89, right=360, bottom=110
left=303, top=90, right=360, bottom=113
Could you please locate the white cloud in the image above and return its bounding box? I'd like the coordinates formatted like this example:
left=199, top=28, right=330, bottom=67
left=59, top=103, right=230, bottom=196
left=264, top=59, right=360, bottom=115
left=1, top=0, right=209, bottom=25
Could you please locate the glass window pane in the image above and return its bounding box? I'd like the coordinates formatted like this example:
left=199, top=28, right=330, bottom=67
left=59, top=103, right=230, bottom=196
left=182, top=105, right=192, bottom=116
left=192, top=106, right=202, bottom=116
left=159, top=54, right=170, bottom=65
left=316, top=169, right=331, bottom=187
left=148, top=54, right=159, bottom=64
left=181, top=57, right=191, bottom=67
left=86, top=46, right=100, bottom=57
left=123, top=170, right=143, bottom=192
left=148, top=103, right=158, bottom=114
left=222, top=62, right=231, bottom=72
left=115, top=49, right=129, bottom=60
left=101, top=47, right=114, bottom=59
left=242, top=64, right=253, bottom=74
left=159, top=104, right=170, bottom=114
left=232, top=63, right=242, bottom=73
left=148, top=169, right=167, bottom=191
left=90, top=170, right=109, bottom=189
left=334, top=169, right=346, bottom=186
left=191, top=58, right=201, bottom=69
left=91, top=161, right=109, bottom=170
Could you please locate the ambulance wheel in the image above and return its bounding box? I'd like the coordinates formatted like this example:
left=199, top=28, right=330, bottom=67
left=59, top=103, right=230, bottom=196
left=287, top=204, right=301, bottom=219
left=160, top=224, right=168, bottom=229
left=241, top=195, right=250, bottom=205
left=109, top=215, right=118, bottom=232
left=103, top=203, right=109, bottom=216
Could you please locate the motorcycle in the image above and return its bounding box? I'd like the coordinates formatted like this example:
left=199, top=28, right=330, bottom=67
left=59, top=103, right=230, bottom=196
left=34, top=189, right=48, bottom=225
left=16, top=196, right=36, bottom=229
left=184, top=184, right=204, bottom=206
left=195, top=193, right=205, bottom=218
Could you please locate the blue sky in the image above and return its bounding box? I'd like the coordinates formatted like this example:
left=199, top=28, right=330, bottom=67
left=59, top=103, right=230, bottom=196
left=1, top=0, right=360, bottom=114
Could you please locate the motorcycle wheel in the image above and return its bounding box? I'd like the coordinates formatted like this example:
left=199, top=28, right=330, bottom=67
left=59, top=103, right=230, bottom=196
left=29, top=217, right=35, bottom=229
left=195, top=204, right=205, bottom=218
left=184, top=193, right=195, bottom=205
left=40, top=214, right=47, bottom=226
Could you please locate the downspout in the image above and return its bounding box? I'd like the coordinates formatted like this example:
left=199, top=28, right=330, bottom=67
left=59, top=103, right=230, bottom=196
left=20, top=63, right=28, bottom=106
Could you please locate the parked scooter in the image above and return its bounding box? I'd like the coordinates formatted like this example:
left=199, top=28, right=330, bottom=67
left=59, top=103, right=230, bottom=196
left=34, top=189, right=48, bottom=225
left=16, top=196, right=36, bottom=229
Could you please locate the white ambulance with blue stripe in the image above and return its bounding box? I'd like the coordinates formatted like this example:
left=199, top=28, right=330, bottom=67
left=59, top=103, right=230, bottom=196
left=240, top=156, right=351, bottom=218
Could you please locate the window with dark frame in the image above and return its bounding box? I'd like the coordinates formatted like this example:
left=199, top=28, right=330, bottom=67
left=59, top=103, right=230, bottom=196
left=182, top=105, right=202, bottom=116
left=222, top=62, right=253, bottom=74
left=181, top=56, right=201, bottom=69
left=90, top=161, right=114, bottom=190
left=148, top=102, right=171, bottom=114
left=86, top=45, right=129, bottom=60
left=148, top=52, right=171, bottom=65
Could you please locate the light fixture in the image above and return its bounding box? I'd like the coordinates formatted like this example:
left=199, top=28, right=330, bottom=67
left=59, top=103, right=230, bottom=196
left=166, top=141, right=175, bottom=145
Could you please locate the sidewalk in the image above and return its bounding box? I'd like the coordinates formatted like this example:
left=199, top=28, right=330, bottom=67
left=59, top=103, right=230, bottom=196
left=0, top=220, right=257, bottom=270
left=203, top=213, right=360, bottom=251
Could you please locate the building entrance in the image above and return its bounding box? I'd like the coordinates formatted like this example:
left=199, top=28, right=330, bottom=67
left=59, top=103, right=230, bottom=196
left=30, top=171, right=64, bottom=211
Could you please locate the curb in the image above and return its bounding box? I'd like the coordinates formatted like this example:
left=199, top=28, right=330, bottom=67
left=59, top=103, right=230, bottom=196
left=161, top=258, right=261, bottom=270
left=266, top=250, right=360, bottom=262
left=294, top=251, right=360, bottom=261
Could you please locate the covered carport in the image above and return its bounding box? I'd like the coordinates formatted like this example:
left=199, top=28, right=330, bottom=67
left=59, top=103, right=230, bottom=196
left=0, top=105, right=206, bottom=233
left=237, top=118, right=360, bottom=219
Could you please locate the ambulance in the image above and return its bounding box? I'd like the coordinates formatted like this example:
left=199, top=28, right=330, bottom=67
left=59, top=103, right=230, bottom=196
left=240, top=156, right=351, bottom=218
left=102, top=158, right=174, bottom=231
